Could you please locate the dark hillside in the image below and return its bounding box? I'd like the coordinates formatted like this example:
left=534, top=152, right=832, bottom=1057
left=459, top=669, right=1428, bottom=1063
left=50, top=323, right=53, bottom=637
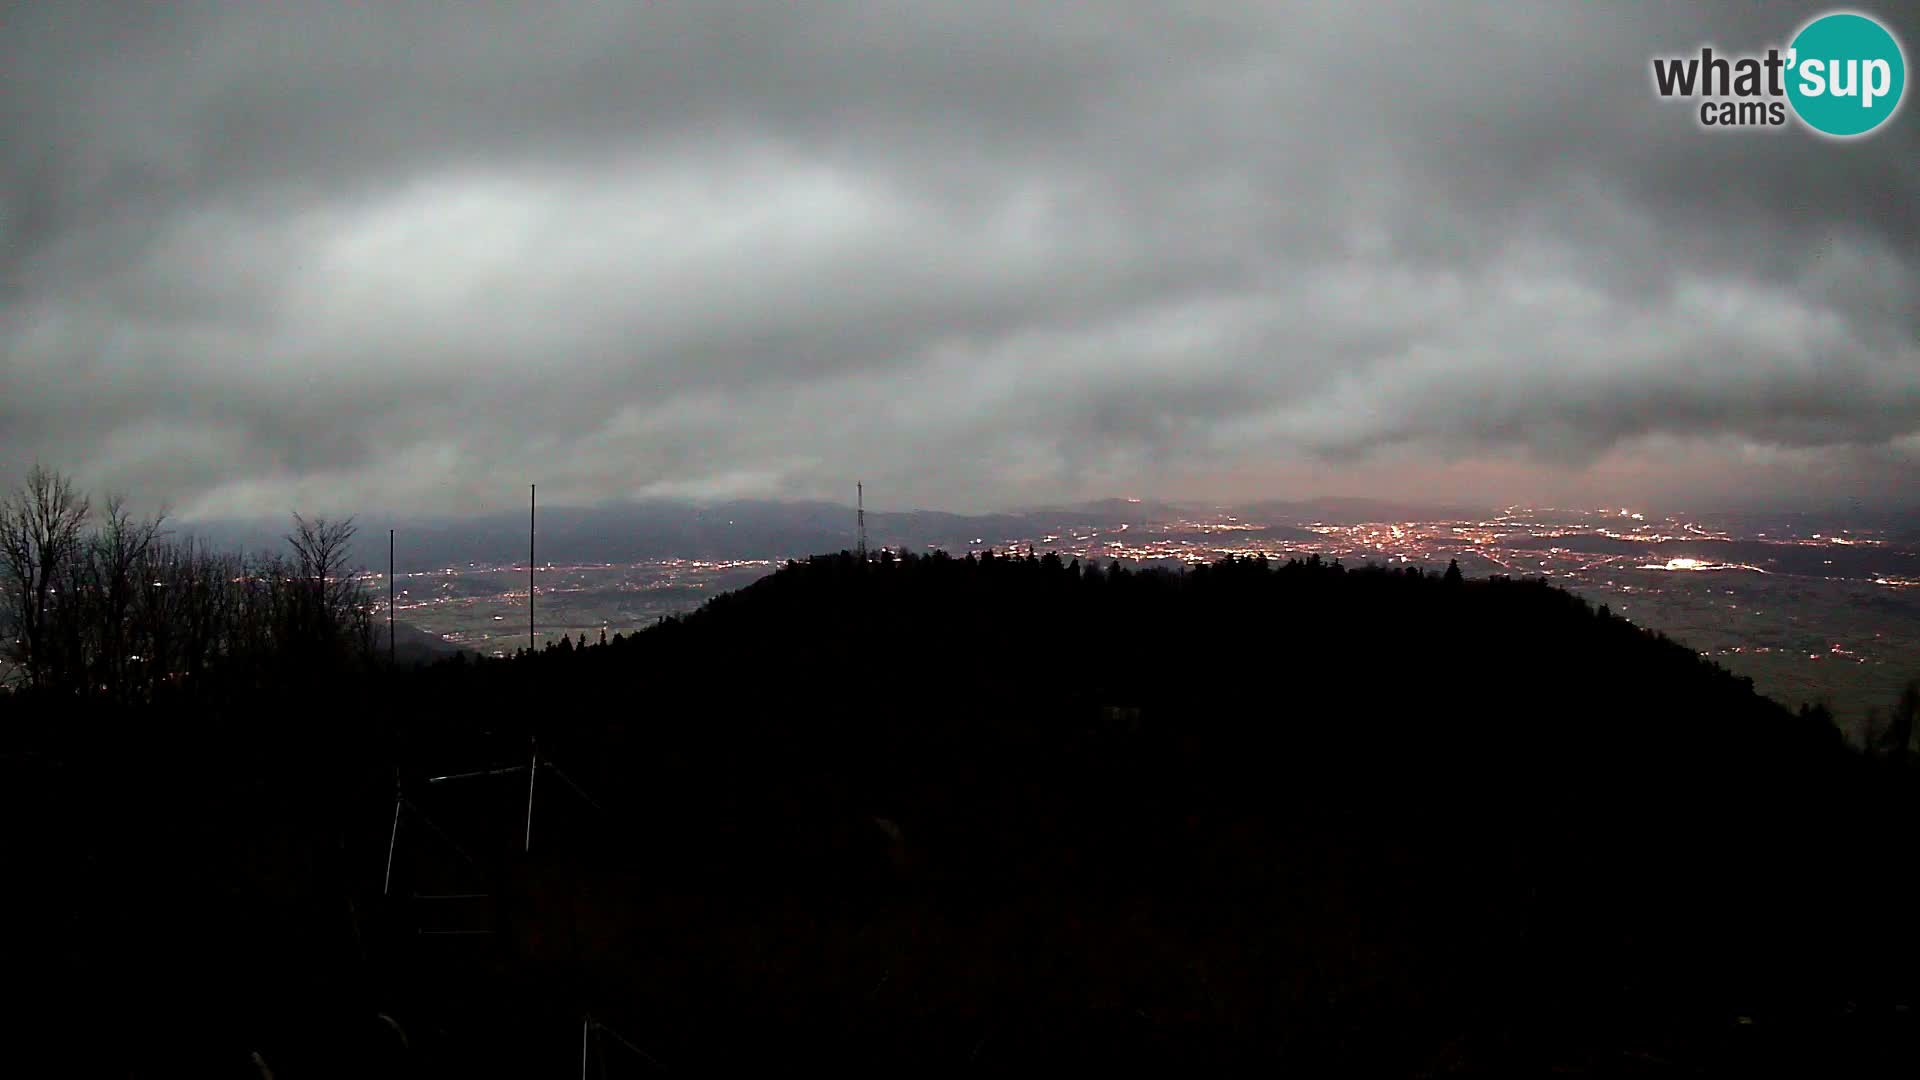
left=10, top=552, right=1917, bottom=1075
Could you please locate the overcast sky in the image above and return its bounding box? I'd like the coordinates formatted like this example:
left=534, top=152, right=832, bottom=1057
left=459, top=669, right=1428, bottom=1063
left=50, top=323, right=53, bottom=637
left=3, top=1, right=1916, bottom=520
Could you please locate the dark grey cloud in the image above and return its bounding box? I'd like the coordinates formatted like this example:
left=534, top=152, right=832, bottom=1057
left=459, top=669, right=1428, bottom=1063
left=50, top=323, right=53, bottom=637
left=2, top=0, right=1916, bottom=519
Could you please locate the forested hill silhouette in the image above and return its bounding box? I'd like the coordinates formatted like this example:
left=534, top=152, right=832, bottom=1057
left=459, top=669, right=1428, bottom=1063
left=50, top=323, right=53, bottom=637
left=12, top=550, right=1919, bottom=1074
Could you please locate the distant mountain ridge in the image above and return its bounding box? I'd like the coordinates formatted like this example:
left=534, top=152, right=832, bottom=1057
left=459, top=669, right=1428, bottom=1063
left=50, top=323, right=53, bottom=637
left=173, top=495, right=1479, bottom=571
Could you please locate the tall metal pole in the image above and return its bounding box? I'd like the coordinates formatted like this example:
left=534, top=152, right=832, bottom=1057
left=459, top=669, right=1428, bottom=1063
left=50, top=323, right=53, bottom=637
left=383, top=796, right=401, bottom=896
left=383, top=769, right=403, bottom=896
left=857, top=481, right=867, bottom=560
left=527, top=487, right=537, bottom=850
left=388, top=528, right=396, bottom=668
left=525, top=735, right=538, bottom=852
left=529, top=483, right=536, bottom=654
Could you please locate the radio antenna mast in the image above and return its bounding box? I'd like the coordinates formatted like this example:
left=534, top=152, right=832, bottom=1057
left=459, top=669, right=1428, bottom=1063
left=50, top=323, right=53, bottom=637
left=857, top=481, right=868, bottom=560
left=529, top=483, right=536, bottom=653
left=388, top=529, right=396, bottom=668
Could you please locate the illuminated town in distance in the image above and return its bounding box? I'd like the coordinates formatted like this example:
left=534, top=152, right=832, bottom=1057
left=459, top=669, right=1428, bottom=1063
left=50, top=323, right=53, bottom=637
left=372, top=498, right=1919, bottom=741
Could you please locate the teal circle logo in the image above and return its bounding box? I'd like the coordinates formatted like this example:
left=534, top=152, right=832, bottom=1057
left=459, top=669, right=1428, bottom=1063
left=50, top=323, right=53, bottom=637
left=1786, top=12, right=1906, bottom=136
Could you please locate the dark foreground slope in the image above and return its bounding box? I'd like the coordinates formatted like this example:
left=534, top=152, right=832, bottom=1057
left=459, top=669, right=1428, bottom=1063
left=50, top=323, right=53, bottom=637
left=9, top=552, right=1918, bottom=1075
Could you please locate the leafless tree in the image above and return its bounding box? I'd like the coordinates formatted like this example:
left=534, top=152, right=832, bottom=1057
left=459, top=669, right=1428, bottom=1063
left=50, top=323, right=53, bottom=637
left=277, top=514, right=380, bottom=671
left=288, top=514, right=355, bottom=588
left=150, top=541, right=240, bottom=688
left=0, top=465, right=92, bottom=689
left=84, top=494, right=167, bottom=699
left=1, top=474, right=378, bottom=697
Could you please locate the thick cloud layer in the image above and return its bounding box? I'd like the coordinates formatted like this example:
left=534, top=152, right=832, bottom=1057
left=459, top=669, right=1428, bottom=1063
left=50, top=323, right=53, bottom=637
left=3, top=0, right=1916, bottom=519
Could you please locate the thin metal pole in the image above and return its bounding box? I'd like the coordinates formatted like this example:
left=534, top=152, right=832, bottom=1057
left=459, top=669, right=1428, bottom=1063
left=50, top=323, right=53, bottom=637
left=524, top=735, right=538, bottom=852
left=426, top=764, right=530, bottom=784
left=545, top=762, right=604, bottom=811
left=400, top=801, right=482, bottom=869
left=595, top=1018, right=664, bottom=1069
left=383, top=794, right=402, bottom=896
left=580, top=1015, right=591, bottom=1080
left=388, top=529, right=395, bottom=668
left=529, top=484, right=536, bottom=653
